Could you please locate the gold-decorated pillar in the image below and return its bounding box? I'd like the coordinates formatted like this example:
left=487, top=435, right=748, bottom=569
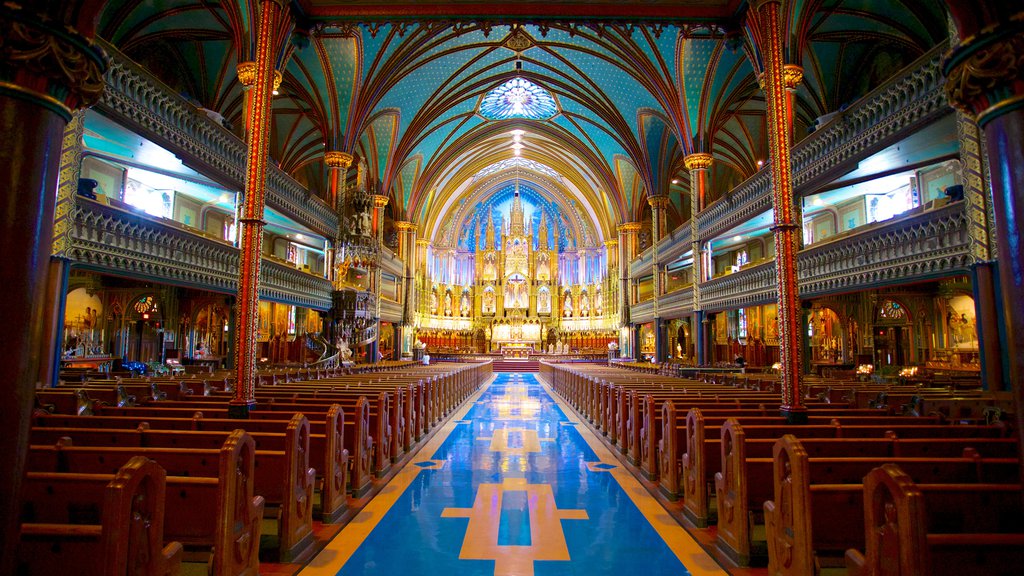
left=0, top=2, right=107, bottom=568
left=685, top=152, right=712, bottom=365
left=618, top=222, right=641, bottom=355
left=752, top=0, right=805, bottom=422
left=324, top=150, right=352, bottom=284
left=396, top=221, right=417, bottom=357
left=648, top=195, right=669, bottom=361
left=370, top=194, right=389, bottom=362
left=231, top=0, right=290, bottom=416
left=944, top=2, right=1024, bottom=484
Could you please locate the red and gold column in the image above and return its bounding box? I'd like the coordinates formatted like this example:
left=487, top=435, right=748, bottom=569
left=753, top=0, right=805, bottom=422
left=618, top=222, right=641, bottom=355
left=324, top=151, right=352, bottom=284
left=396, top=220, right=417, bottom=357
left=944, top=2, right=1024, bottom=485
left=0, top=2, right=107, bottom=568
left=370, top=194, right=389, bottom=362
left=231, top=0, right=289, bottom=417
left=685, top=152, right=712, bottom=365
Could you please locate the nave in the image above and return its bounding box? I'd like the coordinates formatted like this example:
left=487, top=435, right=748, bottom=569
left=302, top=372, right=724, bottom=576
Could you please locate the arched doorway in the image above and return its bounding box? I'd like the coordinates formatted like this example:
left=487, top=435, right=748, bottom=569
left=874, top=299, right=912, bottom=369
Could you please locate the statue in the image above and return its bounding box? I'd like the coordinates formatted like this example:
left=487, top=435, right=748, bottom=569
left=338, top=339, right=354, bottom=366
left=360, top=210, right=372, bottom=237
left=482, top=289, right=495, bottom=313
left=556, top=339, right=564, bottom=354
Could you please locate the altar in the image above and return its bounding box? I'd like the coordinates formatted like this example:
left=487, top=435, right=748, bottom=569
left=499, top=342, right=535, bottom=358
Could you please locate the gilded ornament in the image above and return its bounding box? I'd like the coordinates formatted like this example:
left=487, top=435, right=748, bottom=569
left=683, top=152, right=713, bottom=171
left=324, top=150, right=353, bottom=168
left=944, top=23, right=1024, bottom=126
left=0, top=3, right=108, bottom=119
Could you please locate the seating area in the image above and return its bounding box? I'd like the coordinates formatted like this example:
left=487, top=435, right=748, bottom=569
left=20, top=360, right=492, bottom=576
left=540, top=360, right=1020, bottom=574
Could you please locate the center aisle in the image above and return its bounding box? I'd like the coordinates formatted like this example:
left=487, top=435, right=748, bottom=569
left=300, top=373, right=726, bottom=576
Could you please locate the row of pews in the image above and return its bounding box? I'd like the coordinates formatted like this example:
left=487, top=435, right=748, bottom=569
left=541, top=361, right=1022, bottom=576
left=22, top=360, right=492, bottom=576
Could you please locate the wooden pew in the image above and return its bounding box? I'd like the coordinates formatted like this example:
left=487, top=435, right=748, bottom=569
left=845, top=464, right=1024, bottom=576
left=30, top=405, right=350, bottom=524
left=715, top=425, right=1018, bottom=566
left=18, top=456, right=183, bottom=576
left=29, top=418, right=313, bottom=563
left=669, top=406, right=1016, bottom=527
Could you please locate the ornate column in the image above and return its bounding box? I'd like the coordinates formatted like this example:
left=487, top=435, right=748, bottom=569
left=753, top=0, right=805, bottom=422
left=944, top=2, right=1024, bottom=478
left=648, top=195, right=669, bottom=362
left=231, top=0, right=289, bottom=417
left=40, top=111, right=87, bottom=388
left=604, top=238, right=619, bottom=326
left=370, top=194, right=389, bottom=362
left=0, top=2, right=106, bottom=569
left=234, top=61, right=282, bottom=247
left=618, top=222, right=640, bottom=354
left=324, top=151, right=352, bottom=284
left=684, top=152, right=712, bottom=365
left=396, top=220, right=417, bottom=358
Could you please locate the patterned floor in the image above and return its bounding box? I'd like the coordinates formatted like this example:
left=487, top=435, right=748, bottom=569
left=300, top=373, right=725, bottom=576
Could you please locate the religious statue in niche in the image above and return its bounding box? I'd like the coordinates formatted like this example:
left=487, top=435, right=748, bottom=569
left=538, top=288, right=551, bottom=314
left=580, top=292, right=590, bottom=317
left=482, top=288, right=496, bottom=314
left=444, top=292, right=453, bottom=317
left=460, top=292, right=471, bottom=317
left=563, top=293, right=573, bottom=317
left=595, top=289, right=603, bottom=316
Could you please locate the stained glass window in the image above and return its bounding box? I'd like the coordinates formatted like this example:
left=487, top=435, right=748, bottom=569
left=480, top=77, right=557, bottom=120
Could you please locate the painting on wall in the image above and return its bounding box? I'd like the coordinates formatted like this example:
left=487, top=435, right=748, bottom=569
left=274, top=303, right=290, bottom=336
left=258, top=301, right=271, bottom=342
left=764, top=304, right=779, bottom=346
left=946, top=294, right=978, bottom=349
left=747, top=306, right=762, bottom=341
left=715, top=313, right=728, bottom=345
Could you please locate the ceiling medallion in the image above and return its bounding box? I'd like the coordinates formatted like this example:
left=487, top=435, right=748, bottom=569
left=504, top=28, right=535, bottom=53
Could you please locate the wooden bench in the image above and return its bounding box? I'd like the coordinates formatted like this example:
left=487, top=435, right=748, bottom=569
left=715, top=425, right=1018, bottom=566
left=29, top=415, right=313, bottom=563
left=18, top=456, right=183, bottom=576
left=845, top=464, right=1024, bottom=576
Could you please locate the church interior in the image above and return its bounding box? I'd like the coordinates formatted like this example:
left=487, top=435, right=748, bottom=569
left=2, top=1, right=1024, bottom=575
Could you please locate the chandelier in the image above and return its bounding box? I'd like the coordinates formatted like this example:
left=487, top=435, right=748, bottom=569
left=334, top=181, right=380, bottom=284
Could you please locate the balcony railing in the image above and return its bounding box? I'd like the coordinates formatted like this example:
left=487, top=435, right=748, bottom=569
left=697, top=42, right=950, bottom=241
left=96, top=41, right=338, bottom=239
left=697, top=201, right=973, bottom=312
left=67, top=197, right=332, bottom=310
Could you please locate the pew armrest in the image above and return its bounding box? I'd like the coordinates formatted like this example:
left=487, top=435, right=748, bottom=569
left=161, top=541, right=183, bottom=576
left=845, top=548, right=867, bottom=576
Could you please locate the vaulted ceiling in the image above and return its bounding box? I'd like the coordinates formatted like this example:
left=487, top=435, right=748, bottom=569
left=96, top=1, right=949, bottom=244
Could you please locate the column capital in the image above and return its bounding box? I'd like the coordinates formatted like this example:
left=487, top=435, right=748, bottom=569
left=237, top=61, right=283, bottom=92
left=944, top=18, right=1024, bottom=127
left=372, top=194, right=390, bottom=208
left=324, top=150, right=353, bottom=168
left=395, top=220, right=417, bottom=232
left=603, top=239, right=619, bottom=248
left=647, top=195, right=670, bottom=209
left=782, top=64, right=804, bottom=89
left=683, top=152, right=714, bottom=171
left=618, top=222, right=642, bottom=233
left=0, top=2, right=108, bottom=120
left=416, top=238, right=431, bottom=247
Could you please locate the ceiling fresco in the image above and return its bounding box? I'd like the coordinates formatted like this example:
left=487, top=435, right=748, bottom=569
left=95, top=1, right=951, bottom=244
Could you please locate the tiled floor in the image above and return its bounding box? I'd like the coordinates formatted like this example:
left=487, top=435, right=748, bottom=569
left=299, top=373, right=727, bottom=576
